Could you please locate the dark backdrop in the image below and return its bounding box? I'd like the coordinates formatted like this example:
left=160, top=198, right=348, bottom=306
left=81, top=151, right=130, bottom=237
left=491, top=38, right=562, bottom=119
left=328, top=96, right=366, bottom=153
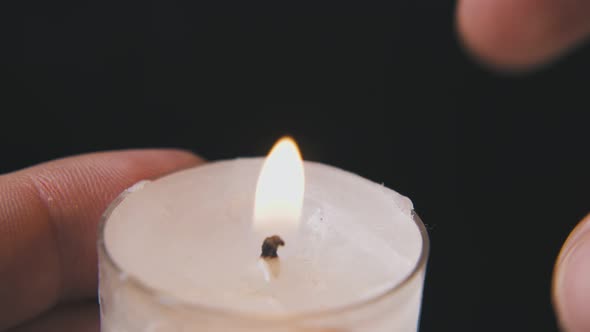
left=1, top=1, right=590, bottom=331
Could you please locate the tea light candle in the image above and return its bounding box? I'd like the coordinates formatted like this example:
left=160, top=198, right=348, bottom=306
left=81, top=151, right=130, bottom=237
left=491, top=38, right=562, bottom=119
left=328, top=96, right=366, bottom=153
left=98, top=137, right=429, bottom=332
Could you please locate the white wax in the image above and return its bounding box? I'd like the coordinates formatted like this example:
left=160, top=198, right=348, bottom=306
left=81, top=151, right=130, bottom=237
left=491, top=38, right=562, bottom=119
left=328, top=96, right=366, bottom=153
left=104, top=158, right=422, bottom=314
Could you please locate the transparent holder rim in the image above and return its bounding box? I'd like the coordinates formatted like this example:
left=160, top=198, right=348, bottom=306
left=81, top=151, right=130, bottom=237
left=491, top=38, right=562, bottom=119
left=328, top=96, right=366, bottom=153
left=97, top=182, right=430, bottom=326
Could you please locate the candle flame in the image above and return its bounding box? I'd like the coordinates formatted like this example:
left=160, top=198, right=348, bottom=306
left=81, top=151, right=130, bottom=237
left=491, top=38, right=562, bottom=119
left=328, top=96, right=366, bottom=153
left=254, top=137, right=304, bottom=234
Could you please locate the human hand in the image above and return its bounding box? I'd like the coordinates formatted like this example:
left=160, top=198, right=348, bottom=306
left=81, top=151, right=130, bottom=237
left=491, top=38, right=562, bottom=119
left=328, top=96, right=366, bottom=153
left=457, top=0, right=590, bottom=71
left=554, top=215, right=590, bottom=331
left=457, top=1, right=590, bottom=329
left=0, top=150, right=203, bottom=331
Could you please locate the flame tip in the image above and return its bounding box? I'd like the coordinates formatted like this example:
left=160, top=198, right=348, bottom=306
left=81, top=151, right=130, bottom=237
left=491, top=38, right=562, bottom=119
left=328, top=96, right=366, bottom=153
left=253, top=136, right=305, bottom=233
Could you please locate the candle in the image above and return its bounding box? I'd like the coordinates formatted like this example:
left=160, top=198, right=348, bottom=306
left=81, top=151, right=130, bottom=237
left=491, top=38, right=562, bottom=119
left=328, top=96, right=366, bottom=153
left=98, top=137, right=429, bottom=332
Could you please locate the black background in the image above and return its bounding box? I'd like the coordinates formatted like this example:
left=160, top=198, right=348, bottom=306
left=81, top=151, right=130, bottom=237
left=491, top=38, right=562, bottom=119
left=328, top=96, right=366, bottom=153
left=1, top=0, right=590, bottom=331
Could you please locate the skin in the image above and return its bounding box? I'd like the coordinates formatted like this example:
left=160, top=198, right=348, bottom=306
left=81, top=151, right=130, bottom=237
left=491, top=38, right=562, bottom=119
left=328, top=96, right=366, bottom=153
left=2, top=151, right=587, bottom=332
left=2, top=3, right=590, bottom=330
left=457, top=0, right=590, bottom=71
left=0, top=150, right=204, bottom=331
left=457, top=0, right=590, bottom=330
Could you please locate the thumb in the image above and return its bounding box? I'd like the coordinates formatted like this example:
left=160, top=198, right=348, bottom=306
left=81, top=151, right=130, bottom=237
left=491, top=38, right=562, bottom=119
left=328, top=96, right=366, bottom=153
left=554, top=214, right=590, bottom=331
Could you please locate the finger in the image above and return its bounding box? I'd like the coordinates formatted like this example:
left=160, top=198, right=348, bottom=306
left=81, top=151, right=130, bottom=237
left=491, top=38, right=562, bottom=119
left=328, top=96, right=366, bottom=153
left=0, top=149, right=204, bottom=330
left=8, top=301, right=99, bottom=332
left=457, top=0, right=590, bottom=71
left=553, top=214, right=590, bottom=331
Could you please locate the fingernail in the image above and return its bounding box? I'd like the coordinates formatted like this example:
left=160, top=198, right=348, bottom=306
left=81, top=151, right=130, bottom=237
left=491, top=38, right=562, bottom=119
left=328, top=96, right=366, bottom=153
left=555, top=232, right=590, bottom=331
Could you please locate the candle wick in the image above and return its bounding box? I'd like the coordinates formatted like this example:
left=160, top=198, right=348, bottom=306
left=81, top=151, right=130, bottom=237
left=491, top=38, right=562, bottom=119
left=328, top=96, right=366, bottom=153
left=260, top=235, right=285, bottom=258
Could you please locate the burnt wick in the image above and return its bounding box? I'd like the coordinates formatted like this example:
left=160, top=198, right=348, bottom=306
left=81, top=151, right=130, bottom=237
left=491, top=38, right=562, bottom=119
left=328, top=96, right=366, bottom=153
left=260, top=235, right=285, bottom=258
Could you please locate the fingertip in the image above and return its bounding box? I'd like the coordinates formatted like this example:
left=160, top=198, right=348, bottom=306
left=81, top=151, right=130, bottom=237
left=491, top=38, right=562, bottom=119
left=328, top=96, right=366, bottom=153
left=31, top=149, right=205, bottom=199
left=35, top=148, right=206, bottom=297
left=110, top=148, right=204, bottom=179
left=457, top=0, right=544, bottom=71
left=69, top=148, right=205, bottom=179
left=0, top=149, right=205, bottom=330
left=127, top=148, right=206, bottom=169
left=554, top=215, right=590, bottom=331
left=457, top=0, right=590, bottom=72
